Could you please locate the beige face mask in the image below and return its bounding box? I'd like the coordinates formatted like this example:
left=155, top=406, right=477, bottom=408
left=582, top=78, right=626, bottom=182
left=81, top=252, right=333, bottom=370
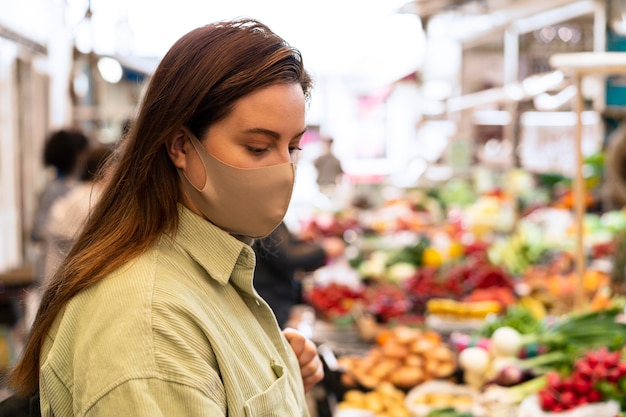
left=178, top=130, right=295, bottom=238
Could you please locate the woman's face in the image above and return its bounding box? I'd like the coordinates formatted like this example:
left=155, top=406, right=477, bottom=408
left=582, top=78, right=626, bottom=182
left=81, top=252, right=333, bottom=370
left=169, top=82, right=307, bottom=219
left=183, top=83, right=307, bottom=188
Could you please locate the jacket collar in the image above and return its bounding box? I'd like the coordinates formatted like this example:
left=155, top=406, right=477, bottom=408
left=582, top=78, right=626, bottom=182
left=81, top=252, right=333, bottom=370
left=173, top=204, right=255, bottom=286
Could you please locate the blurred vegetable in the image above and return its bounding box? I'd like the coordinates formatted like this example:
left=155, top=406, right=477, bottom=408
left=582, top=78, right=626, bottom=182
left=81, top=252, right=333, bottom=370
left=426, top=298, right=501, bottom=319
left=305, top=283, right=364, bottom=320
left=338, top=326, right=456, bottom=390
left=338, top=382, right=409, bottom=417
left=490, top=326, right=522, bottom=358
left=487, top=224, right=548, bottom=276
left=436, top=179, right=477, bottom=208
left=458, top=347, right=490, bottom=375
left=601, top=210, right=626, bottom=232
left=525, top=306, right=626, bottom=351
left=422, top=247, right=444, bottom=268
left=537, top=348, right=626, bottom=412
left=516, top=306, right=626, bottom=373
left=481, top=374, right=548, bottom=405
left=385, top=236, right=430, bottom=267
left=463, top=287, right=516, bottom=310
left=364, top=283, right=413, bottom=322
left=385, top=262, right=418, bottom=284
left=479, top=304, right=542, bottom=337
left=492, top=364, right=535, bottom=387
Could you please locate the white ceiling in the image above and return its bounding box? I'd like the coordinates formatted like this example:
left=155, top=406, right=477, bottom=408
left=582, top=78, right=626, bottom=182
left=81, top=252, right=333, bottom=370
left=0, top=0, right=426, bottom=83
left=0, top=0, right=602, bottom=87
left=73, top=0, right=425, bottom=78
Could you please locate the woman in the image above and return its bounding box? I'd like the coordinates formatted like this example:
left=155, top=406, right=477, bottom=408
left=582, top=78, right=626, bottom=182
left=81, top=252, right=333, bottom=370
left=8, top=18, right=323, bottom=416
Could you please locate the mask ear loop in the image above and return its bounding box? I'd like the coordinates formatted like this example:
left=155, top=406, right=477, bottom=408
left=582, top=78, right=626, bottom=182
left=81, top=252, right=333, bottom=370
left=179, top=128, right=209, bottom=192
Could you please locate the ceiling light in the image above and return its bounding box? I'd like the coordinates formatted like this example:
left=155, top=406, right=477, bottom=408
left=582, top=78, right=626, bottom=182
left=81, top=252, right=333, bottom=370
left=97, top=57, right=123, bottom=83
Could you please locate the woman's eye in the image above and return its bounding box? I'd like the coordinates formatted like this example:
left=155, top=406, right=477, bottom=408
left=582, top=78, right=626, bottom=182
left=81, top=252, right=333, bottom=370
left=289, top=146, right=303, bottom=155
left=246, top=146, right=269, bottom=154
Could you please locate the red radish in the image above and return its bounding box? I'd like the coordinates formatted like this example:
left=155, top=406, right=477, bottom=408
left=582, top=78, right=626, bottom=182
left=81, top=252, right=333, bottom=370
left=545, top=371, right=561, bottom=389
left=539, top=390, right=557, bottom=409
left=587, top=388, right=602, bottom=402
left=560, top=376, right=574, bottom=391
left=607, top=368, right=621, bottom=383
left=591, top=363, right=608, bottom=380
left=551, top=404, right=564, bottom=412
left=559, top=391, right=576, bottom=409
left=574, top=360, right=594, bottom=379
left=572, top=374, right=592, bottom=394
left=537, top=348, right=626, bottom=412
left=586, top=350, right=600, bottom=367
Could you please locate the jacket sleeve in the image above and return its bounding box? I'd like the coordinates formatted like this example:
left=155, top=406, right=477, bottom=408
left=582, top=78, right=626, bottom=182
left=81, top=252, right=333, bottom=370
left=262, top=223, right=327, bottom=273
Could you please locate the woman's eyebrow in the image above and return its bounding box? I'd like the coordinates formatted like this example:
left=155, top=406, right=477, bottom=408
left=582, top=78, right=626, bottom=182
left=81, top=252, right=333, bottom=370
left=294, top=128, right=307, bottom=139
left=243, top=127, right=307, bottom=140
left=243, top=127, right=280, bottom=140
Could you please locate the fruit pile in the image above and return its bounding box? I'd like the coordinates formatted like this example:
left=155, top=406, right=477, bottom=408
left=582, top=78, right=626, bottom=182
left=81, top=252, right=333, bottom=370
left=337, top=326, right=456, bottom=390
left=305, top=282, right=414, bottom=323
left=363, top=283, right=413, bottom=322
left=338, top=382, right=410, bottom=417
left=538, top=347, right=626, bottom=412
left=305, top=283, right=364, bottom=320
left=404, top=253, right=514, bottom=314
left=426, top=298, right=502, bottom=320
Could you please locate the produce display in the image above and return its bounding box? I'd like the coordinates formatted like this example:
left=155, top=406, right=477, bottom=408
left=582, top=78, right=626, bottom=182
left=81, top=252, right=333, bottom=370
left=404, top=380, right=482, bottom=417
left=338, top=382, right=410, bottom=417
left=425, top=299, right=502, bottom=320
left=537, top=348, right=626, bottom=412
left=337, top=326, right=456, bottom=390
left=297, top=172, right=626, bottom=417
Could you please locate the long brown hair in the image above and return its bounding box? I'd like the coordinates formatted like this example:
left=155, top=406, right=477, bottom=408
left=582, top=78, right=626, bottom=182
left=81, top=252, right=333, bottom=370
left=8, top=18, right=312, bottom=395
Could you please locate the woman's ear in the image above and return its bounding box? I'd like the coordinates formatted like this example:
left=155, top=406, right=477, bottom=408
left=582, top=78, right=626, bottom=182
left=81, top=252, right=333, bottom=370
left=167, top=130, right=189, bottom=169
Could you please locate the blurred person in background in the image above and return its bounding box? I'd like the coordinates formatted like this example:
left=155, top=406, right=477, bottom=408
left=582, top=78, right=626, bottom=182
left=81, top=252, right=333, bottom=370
left=7, top=18, right=322, bottom=416
left=31, top=129, right=90, bottom=283
left=43, top=145, right=113, bottom=283
left=253, top=221, right=345, bottom=328
left=313, top=136, right=343, bottom=196
left=31, top=129, right=90, bottom=243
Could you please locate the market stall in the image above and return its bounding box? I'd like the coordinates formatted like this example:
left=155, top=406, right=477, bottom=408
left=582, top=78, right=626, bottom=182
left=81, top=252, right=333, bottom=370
left=290, top=126, right=626, bottom=416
